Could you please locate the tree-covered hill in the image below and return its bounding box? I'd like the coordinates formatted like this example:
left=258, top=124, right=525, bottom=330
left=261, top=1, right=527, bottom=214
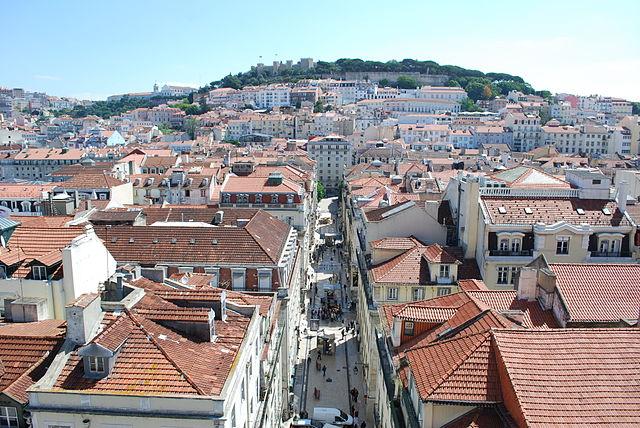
left=199, top=58, right=550, bottom=102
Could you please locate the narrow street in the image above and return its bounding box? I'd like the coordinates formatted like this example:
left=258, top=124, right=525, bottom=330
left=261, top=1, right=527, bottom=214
left=290, top=197, right=371, bottom=427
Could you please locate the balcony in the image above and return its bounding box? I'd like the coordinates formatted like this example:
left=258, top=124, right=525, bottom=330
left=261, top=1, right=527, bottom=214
left=590, top=251, right=631, bottom=258
left=488, top=249, right=533, bottom=257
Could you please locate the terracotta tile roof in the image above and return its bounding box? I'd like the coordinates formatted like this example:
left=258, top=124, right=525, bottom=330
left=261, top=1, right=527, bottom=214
left=168, top=272, right=215, bottom=289
left=221, top=175, right=303, bottom=194
left=139, top=206, right=259, bottom=226
left=406, top=331, right=501, bottom=403
left=8, top=216, right=73, bottom=228
left=481, top=197, right=630, bottom=226
left=549, top=263, right=640, bottom=323
left=14, top=148, right=84, bottom=161
left=486, top=166, right=570, bottom=189
left=3, top=226, right=84, bottom=257
left=56, top=172, right=125, bottom=190
left=493, top=329, right=640, bottom=427
left=0, top=183, right=56, bottom=199
left=370, top=236, right=423, bottom=250
left=458, top=279, right=489, bottom=291
left=466, top=290, right=558, bottom=328
left=0, top=320, right=65, bottom=403
left=394, top=306, right=457, bottom=323
left=95, top=211, right=290, bottom=265
left=141, top=156, right=178, bottom=169
left=441, top=407, right=509, bottom=428
left=371, top=244, right=458, bottom=284
left=89, top=209, right=144, bottom=223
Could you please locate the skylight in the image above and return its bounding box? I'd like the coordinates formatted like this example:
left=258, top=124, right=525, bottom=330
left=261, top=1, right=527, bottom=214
left=498, top=206, right=507, bottom=214
left=524, top=207, right=533, bottom=214
left=576, top=208, right=585, bottom=215
left=602, top=207, right=611, bottom=215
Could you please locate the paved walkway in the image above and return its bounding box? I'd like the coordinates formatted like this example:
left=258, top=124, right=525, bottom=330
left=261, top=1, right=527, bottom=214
left=288, top=197, right=371, bottom=427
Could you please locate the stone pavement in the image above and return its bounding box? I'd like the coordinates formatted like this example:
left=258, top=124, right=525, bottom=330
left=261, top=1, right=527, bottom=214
left=289, top=197, right=371, bottom=427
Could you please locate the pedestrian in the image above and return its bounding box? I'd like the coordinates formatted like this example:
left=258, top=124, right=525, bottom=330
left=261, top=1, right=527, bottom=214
left=353, top=365, right=358, bottom=375
left=350, top=405, right=355, bottom=415
left=354, top=409, right=359, bottom=418
left=360, top=421, right=366, bottom=428
left=354, top=388, right=359, bottom=402
left=322, top=365, right=327, bottom=377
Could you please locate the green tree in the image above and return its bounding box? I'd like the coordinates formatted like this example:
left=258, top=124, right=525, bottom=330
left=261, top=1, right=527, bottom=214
left=460, top=98, right=482, bottom=112
left=465, top=81, right=485, bottom=101
left=633, top=102, right=640, bottom=115
left=316, top=181, right=326, bottom=201
left=396, top=75, right=419, bottom=89
left=184, top=117, right=197, bottom=139
left=378, top=78, right=391, bottom=87
left=482, top=84, right=493, bottom=100
left=221, top=74, right=243, bottom=89
left=313, top=100, right=325, bottom=113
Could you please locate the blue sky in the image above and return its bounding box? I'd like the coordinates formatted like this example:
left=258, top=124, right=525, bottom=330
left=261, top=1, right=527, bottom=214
left=2, top=0, right=639, bottom=100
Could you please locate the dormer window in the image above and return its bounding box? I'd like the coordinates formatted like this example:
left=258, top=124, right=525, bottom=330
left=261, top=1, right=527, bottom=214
left=223, top=193, right=230, bottom=203
left=88, top=356, right=106, bottom=374
left=32, top=265, right=47, bottom=280
left=287, top=194, right=294, bottom=204
left=255, top=193, right=262, bottom=203
left=439, top=264, right=450, bottom=278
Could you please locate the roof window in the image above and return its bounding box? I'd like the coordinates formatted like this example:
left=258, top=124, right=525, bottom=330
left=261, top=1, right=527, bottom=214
left=498, top=206, right=507, bottom=214
left=524, top=207, right=533, bottom=214
left=602, top=207, right=611, bottom=215
left=576, top=208, right=585, bottom=215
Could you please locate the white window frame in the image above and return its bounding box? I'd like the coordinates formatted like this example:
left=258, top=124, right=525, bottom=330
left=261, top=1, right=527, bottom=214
left=257, top=269, right=272, bottom=291
left=412, top=287, right=424, bottom=300
left=231, top=268, right=246, bottom=290
left=437, top=287, right=451, bottom=296
left=387, top=287, right=398, bottom=300
left=88, top=356, right=106, bottom=373
left=499, top=238, right=509, bottom=251
left=439, top=264, right=450, bottom=279
left=0, top=406, right=18, bottom=428
left=497, top=266, right=509, bottom=284
left=404, top=321, right=415, bottom=336
left=556, top=236, right=570, bottom=255
left=32, top=265, right=47, bottom=280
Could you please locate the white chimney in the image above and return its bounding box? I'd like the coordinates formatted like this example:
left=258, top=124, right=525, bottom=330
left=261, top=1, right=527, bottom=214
left=515, top=267, right=538, bottom=301
left=617, top=180, right=628, bottom=213
left=391, top=316, right=402, bottom=348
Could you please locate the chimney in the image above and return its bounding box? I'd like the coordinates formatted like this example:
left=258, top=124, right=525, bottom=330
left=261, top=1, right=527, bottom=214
left=213, top=210, right=224, bottom=225
left=617, top=180, right=628, bottom=213
left=515, top=267, right=537, bottom=301
left=391, top=316, right=402, bottom=347
left=65, top=293, right=102, bottom=346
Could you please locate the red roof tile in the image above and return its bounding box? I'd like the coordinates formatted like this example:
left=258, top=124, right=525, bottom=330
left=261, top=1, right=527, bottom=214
left=370, top=244, right=458, bottom=284
left=549, top=263, right=640, bottom=323
left=493, top=329, right=640, bottom=427
left=466, top=291, right=558, bottom=329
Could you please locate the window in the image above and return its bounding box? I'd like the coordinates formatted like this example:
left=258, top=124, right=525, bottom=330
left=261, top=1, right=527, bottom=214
left=258, top=269, right=272, bottom=290
left=387, top=287, right=398, bottom=300
left=205, top=267, right=219, bottom=287
left=511, top=238, right=521, bottom=252
left=439, top=264, right=450, bottom=278
left=88, top=356, right=106, bottom=373
left=599, top=239, right=610, bottom=253
left=223, top=193, right=230, bottom=203
left=0, top=407, right=18, bottom=428
left=255, top=193, right=262, bottom=203
left=32, top=265, right=47, bottom=280
left=510, top=267, right=518, bottom=284
left=437, top=287, right=451, bottom=296
left=497, top=266, right=510, bottom=284
left=556, top=237, right=569, bottom=255
left=499, top=238, right=509, bottom=251
left=404, top=321, right=415, bottom=336
left=0, top=266, right=6, bottom=279
left=232, top=269, right=246, bottom=290
left=412, top=288, right=424, bottom=300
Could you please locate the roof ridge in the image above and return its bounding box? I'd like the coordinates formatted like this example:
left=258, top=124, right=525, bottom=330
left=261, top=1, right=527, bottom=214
left=126, top=311, right=206, bottom=395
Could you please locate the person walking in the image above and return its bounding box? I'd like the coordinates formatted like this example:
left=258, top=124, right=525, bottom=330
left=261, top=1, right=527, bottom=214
left=353, top=365, right=358, bottom=375
left=322, top=365, right=327, bottom=377
left=360, top=421, right=366, bottom=428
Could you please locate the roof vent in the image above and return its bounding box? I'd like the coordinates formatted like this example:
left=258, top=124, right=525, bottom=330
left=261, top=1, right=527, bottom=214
left=524, top=207, right=533, bottom=214
left=189, top=238, right=196, bottom=245
left=111, top=237, right=117, bottom=243
left=576, top=208, right=585, bottom=215
left=498, top=206, right=507, bottom=214
left=602, top=207, right=611, bottom=215
left=211, top=239, right=218, bottom=245
left=152, top=238, right=159, bottom=244
left=129, top=237, right=134, bottom=243
left=171, top=238, right=177, bottom=244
